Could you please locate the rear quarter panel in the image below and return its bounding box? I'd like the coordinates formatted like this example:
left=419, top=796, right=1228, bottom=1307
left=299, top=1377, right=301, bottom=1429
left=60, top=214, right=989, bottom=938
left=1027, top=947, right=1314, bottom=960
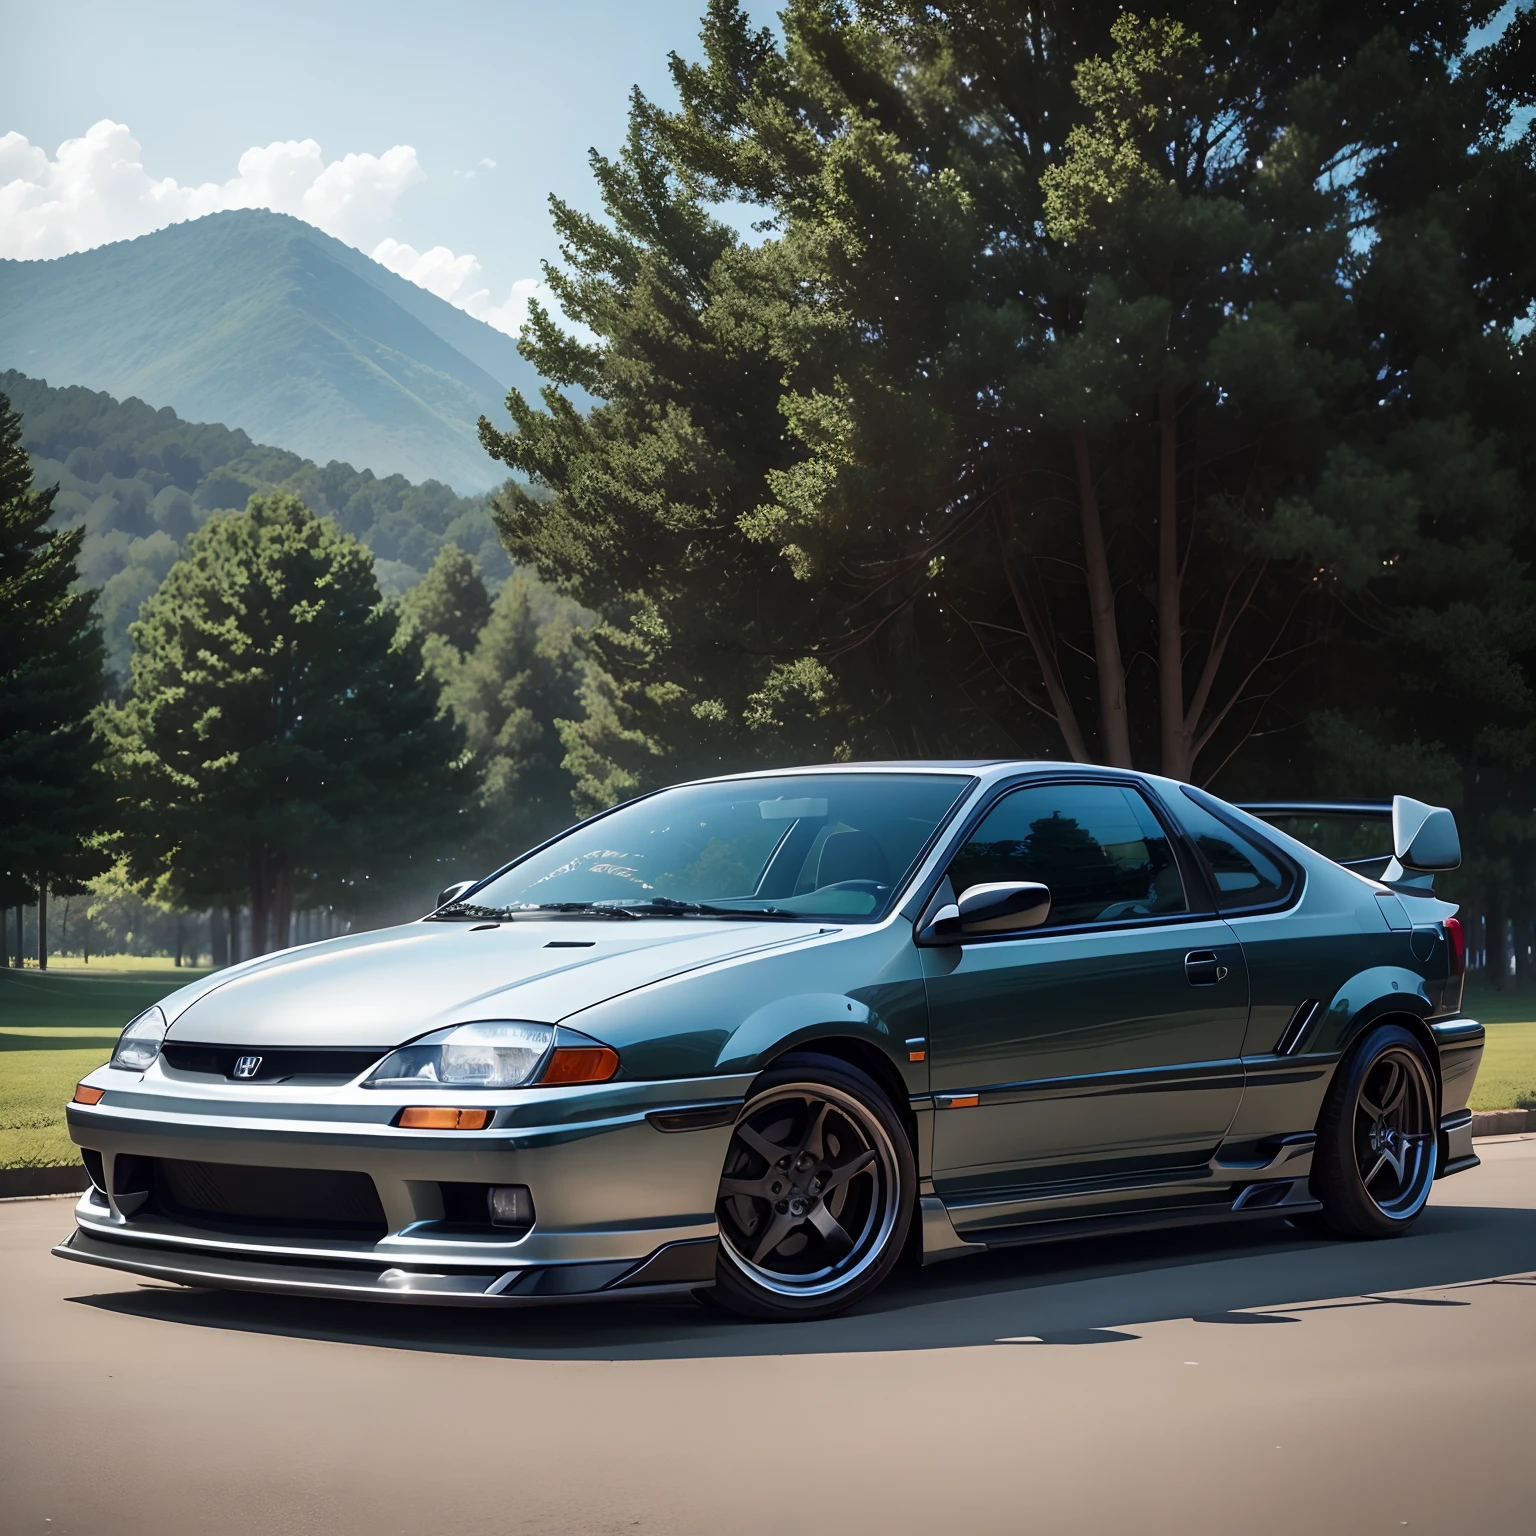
left=1221, top=852, right=1448, bottom=1147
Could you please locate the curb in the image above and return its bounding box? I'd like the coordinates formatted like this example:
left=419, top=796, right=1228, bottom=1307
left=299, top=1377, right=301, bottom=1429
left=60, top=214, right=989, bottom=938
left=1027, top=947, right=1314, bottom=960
left=1471, top=1109, right=1536, bottom=1138
left=0, top=1165, right=89, bottom=1199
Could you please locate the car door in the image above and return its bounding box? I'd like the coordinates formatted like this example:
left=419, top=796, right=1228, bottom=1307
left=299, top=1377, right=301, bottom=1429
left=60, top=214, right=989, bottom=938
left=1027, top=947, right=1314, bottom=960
left=921, top=778, right=1250, bottom=1226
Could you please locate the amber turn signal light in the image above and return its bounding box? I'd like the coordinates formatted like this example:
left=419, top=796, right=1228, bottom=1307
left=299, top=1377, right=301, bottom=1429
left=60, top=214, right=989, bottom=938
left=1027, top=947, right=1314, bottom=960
left=397, top=1106, right=494, bottom=1130
left=540, top=1046, right=620, bottom=1085
left=73, top=1084, right=105, bottom=1105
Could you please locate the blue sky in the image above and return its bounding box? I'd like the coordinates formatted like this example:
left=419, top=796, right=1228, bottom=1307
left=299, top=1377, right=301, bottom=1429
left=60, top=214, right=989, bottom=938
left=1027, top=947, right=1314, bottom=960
left=3, top=1, right=777, bottom=328
left=3, top=2, right=1527, bottom=336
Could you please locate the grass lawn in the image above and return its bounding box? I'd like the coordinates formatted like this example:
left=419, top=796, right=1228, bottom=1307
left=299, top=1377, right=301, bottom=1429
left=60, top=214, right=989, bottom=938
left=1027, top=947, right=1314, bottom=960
left=0, top=966, right=210, bottom=1168
left=3, top=969, right=1533, bottom=1169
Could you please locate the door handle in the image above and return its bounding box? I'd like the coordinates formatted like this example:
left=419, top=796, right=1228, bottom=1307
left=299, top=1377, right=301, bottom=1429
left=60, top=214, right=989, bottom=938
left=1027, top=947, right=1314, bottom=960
left=1185, top=950, right=1229, bottom=986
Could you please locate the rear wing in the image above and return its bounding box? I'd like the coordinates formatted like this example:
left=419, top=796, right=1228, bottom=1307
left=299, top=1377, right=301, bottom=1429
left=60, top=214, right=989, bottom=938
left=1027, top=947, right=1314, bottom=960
left=1237, top=798, right=1461, bottom=891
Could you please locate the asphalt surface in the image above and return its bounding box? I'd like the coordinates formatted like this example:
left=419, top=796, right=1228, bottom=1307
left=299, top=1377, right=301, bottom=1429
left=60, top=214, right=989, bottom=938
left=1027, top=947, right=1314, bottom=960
left=5, top=1143, right=1536, bottom=1536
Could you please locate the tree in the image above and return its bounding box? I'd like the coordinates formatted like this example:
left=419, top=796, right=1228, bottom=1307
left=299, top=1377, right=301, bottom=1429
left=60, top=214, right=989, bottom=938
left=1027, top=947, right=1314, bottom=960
left=413, top=562, right=590, bottom=865
left=399, top=544, right=493, bottom=657
left=111, top=493, right=475, bottom=953
left=482, top=1, right=1536, bottom=806
left=0, top=389, right=110, bottom=922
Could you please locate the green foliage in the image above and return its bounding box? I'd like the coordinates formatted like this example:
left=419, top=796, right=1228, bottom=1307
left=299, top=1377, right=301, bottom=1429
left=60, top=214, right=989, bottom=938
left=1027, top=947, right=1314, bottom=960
left=109, top=493, right=476, bottom=947
left=0, top=390, right=110, bottom=905
left=400, top=544, right=495, bottom=657
left=481, top=0, right=1536, bottom=831
left=4, top=370, right=512, bottom=681
left=420, top=567, right=589, bottom=864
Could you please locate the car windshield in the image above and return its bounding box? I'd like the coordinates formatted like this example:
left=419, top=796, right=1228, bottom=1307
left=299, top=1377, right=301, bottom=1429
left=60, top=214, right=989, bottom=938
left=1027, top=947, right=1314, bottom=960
left=459, top=773, right=974, bottom=921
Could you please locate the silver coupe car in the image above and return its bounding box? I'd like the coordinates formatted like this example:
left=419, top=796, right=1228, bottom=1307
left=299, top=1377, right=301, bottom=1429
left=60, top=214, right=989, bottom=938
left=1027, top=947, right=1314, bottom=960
left=56, top=762, right=1482, bottom=1320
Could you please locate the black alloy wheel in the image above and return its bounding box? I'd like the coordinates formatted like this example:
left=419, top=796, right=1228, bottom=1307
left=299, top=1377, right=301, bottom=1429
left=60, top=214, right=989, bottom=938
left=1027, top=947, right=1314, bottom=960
left=710, top=1054, right=914, bottom=1320
left=1311, top=1023, right=1439, bottom=1238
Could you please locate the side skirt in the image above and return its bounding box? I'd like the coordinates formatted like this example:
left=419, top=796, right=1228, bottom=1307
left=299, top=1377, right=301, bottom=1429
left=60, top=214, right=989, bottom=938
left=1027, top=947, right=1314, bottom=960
left=920, top=1179, right=1320, bottom=1263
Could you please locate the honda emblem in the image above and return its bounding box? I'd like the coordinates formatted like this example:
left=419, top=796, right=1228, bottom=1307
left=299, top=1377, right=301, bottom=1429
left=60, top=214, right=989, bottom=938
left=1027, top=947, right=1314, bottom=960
left=232, top=1055, right=262, bottom=1080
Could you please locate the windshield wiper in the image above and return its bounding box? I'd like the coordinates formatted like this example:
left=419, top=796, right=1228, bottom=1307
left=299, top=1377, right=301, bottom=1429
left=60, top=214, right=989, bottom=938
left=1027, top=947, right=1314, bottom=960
left=430, top=898, right=799, bottom=923
left=602, top=898, right=800, bottom=920
left=429, top=901, right=641, bottom=921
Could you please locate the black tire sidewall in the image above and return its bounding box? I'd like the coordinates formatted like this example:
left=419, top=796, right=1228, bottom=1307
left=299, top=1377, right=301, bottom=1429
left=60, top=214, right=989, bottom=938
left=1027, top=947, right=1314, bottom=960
left=710, top=1053, right=916, bottom=1320
left=1313, top=1022, right=1438, bottom=1239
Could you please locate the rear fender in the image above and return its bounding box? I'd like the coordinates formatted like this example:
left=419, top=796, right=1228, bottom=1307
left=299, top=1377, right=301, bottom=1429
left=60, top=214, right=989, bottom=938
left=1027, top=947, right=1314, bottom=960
left=1312, top=966, right=1435, bottom=1062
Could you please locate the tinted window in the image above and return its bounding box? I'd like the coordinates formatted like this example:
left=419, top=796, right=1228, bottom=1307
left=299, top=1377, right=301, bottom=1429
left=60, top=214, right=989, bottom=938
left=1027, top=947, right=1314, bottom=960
left=947, top=783, right=1186, bottom=928
left=467, top=773, right=971, bottom=921
left=1178, top=787, right=1295, bottom=910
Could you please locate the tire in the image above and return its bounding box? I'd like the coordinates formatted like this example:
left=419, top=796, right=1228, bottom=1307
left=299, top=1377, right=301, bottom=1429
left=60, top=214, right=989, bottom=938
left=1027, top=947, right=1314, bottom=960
left=710, top=1053, right=915, bottom=1320
left=1311, top=1023, right=1439, bottom=1239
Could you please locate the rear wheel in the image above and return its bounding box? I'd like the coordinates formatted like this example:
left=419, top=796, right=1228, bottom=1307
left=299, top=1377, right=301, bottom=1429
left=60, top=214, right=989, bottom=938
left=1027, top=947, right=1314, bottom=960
left=1311, top=1023, right=1438, bottom=1238
left=710, top=1055, right=914, bottom=1320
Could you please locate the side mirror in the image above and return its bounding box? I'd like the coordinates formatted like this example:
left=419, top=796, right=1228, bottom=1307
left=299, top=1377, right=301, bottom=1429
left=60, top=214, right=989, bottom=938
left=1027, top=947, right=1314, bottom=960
left=1391, top=796, right=1460, bottom=873
left=435, top=879, right=477, bottom=910
left=916, top=881, right=1052, bottom=944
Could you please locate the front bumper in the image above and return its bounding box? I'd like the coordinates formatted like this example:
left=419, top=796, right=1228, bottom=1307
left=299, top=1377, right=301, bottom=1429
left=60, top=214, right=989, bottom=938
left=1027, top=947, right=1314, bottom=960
left=55, top=1067, right=750, bottom=1306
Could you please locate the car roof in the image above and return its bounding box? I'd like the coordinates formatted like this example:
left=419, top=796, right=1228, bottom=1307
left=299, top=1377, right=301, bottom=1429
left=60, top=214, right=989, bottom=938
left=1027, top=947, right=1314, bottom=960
left=682, top=759, right=1140, bottom=786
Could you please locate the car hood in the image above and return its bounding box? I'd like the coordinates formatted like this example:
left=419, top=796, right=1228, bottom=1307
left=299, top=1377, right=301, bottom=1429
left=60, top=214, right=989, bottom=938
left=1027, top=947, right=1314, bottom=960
left=161, top=918, right=827, bottom=1047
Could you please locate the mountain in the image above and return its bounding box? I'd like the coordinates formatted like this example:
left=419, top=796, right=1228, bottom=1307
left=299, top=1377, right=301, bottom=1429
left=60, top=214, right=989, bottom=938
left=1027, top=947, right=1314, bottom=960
left=0, top=211, right=543, bottom=492
left=3, top=369, right=513, bottom=679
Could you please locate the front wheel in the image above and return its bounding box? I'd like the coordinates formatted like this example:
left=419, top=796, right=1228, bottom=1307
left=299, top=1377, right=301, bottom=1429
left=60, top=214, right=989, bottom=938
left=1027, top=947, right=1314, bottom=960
left=710, top=1055, right=915, bottom=1320
left=1311, top=1023, right=1438, bottom=1238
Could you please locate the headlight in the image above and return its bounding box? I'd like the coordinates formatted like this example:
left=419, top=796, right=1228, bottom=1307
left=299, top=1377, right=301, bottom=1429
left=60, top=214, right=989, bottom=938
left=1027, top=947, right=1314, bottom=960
left=363, top=1021, right=555, bottom=1089
left=111, top=1007, right=168, bottom=1071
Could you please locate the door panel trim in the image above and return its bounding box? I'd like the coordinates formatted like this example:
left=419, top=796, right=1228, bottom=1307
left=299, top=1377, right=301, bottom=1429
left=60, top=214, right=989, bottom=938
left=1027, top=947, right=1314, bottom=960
left=938, top=1058, right=1246, bottom=1109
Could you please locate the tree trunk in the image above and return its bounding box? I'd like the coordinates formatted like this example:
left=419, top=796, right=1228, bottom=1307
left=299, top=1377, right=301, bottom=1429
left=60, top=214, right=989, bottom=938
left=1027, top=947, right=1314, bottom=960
left=1072, top=426, right=1133, bottom=767
left=273, top=862, right=294, bottom=953
left=249, top=846, right=271, bottom=958
left=1487, top=890, right=1510, bottom=992
left=1157, top=384, right=1190, bottom=781
left=227, top=904, right=240, bottom=966
left=174, top=912, right=184, bottom=968
left=991, top=504, right=1090, bottom=762
left=37, top=877, right=47, bottom=972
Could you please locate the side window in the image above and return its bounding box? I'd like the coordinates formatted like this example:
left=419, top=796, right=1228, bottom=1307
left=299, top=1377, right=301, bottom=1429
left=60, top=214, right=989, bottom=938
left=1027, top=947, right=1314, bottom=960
left=947, top=783, right=1187, bottom=928
left=1177, top=787, right=1295, bottom=911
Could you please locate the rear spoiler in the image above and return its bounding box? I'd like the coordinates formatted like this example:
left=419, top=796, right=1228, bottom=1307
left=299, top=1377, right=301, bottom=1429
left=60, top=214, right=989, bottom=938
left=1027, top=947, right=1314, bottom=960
left=1237, top=798, right=1461, bottom=892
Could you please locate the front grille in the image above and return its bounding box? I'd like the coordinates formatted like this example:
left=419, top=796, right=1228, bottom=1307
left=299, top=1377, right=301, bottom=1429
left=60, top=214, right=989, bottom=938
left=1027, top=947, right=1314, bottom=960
left=161, top=1043, right=384, bottom=1083
left=146, top=1158, right=388, bottom=1237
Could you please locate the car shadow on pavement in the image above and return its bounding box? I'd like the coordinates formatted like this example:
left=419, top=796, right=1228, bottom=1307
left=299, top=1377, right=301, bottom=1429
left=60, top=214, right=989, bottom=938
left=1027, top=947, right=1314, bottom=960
left=66, top=1199, right=1536, bottom=1362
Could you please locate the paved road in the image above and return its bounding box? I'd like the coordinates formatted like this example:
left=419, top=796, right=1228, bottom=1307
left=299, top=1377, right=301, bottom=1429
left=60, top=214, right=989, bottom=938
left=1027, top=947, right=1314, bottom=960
left=5, top=1142, right=1536, bottom=1536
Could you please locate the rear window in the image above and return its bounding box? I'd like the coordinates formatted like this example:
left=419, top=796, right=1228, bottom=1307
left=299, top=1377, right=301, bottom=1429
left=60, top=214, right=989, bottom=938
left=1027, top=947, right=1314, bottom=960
left=1178, top=787, right=1297, bottom=911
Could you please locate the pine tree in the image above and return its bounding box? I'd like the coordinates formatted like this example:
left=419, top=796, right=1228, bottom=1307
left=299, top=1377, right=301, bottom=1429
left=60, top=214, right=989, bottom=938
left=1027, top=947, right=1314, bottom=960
left=111, top=493, right=475, bottom=952
left=421, top=573, right=589, bottom=863
left=0, top=391, right=109, bottom=912
left=399, top=544, right=493, bottom=656
left=482, top=1, right=1536, bottom=802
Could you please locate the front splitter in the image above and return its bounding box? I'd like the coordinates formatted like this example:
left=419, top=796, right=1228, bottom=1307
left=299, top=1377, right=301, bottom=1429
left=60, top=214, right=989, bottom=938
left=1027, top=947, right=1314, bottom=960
left=54, top=1228, right=718, bottom=1307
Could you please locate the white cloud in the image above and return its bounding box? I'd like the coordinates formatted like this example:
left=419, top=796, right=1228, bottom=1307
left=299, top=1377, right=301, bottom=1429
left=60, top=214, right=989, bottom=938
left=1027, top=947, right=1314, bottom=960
left=0, top=120, right=423, bottom=260
left=372, top=237, right=550, bottom=338
left=1, top=120, right=546, bottom=337
left=478, top=157, right=497, bottom=170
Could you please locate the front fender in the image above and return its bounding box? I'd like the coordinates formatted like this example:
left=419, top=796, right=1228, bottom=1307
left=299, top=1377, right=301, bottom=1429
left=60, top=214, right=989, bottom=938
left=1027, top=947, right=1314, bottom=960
left=715, top=991, right=900, bottom=1074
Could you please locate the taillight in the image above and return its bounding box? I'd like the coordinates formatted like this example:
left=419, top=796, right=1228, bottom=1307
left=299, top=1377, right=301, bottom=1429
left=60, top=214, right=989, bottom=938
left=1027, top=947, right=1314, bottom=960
left=1444, top=917, right=1465, bottom=977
